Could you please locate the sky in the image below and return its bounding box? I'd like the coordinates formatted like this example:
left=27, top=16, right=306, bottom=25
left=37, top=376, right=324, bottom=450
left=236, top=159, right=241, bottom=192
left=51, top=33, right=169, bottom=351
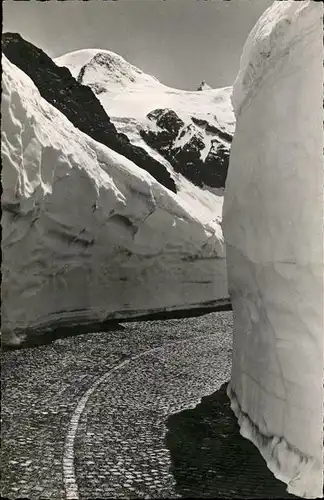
left=3, top=0, right=273, bottom=90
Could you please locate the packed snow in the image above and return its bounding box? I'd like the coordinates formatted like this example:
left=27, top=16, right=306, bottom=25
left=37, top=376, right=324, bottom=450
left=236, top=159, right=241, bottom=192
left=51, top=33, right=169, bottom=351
left=223, top=1, right=323, bottom=498
left=1, top=54, right=229, bottom=346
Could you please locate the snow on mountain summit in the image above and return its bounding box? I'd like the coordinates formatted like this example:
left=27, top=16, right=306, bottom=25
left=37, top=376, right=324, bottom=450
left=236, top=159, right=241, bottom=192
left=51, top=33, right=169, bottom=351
left=55, top=49, right=162, bottom=91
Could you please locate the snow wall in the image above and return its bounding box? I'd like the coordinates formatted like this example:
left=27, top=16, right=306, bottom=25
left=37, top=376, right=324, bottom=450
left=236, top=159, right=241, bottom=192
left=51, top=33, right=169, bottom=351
left=223, top=1, right=323, bottom=498
left=1, top=55, right=229, bottom=346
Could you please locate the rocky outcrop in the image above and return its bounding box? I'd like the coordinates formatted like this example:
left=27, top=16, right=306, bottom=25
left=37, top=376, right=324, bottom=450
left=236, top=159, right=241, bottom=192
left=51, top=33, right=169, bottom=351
left=2, top=33, right=177, bottom=193
left=223, top=2, right=323, bottom=497
left=141, top=108, right=231, bottom=189
left=204, top=142, right=230, bottom=188
left=148, top=109, right=185, bottom=137
left=197, top=80, right=212, bottom=91
left=191, top=117, right=233, bottom=144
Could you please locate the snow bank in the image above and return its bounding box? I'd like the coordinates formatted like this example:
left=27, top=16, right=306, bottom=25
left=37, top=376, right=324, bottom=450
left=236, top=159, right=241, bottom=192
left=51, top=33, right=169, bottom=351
left=223, top=1, right=323, bottom=498
left=1, top=55, right=229, bottom=346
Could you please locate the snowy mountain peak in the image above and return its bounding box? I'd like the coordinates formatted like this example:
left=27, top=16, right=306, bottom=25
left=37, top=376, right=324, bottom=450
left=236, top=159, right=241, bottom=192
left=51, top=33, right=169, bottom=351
left=55, top=49, right=161, bottom=90
left=197, top=80, right=212, bottom=91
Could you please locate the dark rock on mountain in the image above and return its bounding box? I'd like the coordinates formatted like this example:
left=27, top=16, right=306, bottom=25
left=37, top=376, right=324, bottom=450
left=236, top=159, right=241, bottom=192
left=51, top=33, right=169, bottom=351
left=147, top=109, right=185, bottom=136
left=197, top=80, right=212, bottom=91
left=205, top=141, right=230, bottom=188
left=2, top=32, right=177, bottom=193
left=141, top=108, right=231, bottom=189
left=191, top=117, right=233, bottom=144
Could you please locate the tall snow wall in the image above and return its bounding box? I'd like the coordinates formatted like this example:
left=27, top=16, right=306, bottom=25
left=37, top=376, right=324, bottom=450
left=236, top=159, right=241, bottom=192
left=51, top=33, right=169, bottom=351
left=1, top=55, right=229, bottom=346
left=223, top=1, right=323, bottom=498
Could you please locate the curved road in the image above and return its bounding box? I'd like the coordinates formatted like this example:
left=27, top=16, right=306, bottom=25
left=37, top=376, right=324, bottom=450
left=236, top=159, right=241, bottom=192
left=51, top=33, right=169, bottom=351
left=1, top=312, right=233, bottom=500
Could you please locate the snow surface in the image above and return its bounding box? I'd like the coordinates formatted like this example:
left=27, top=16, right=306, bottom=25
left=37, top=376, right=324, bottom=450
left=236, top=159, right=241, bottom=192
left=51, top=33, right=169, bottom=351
left=55, top=48, right=161, bottom=89
left=1, top=54, right=229, bottom=346
left=223, top=1, right=323, bottom=498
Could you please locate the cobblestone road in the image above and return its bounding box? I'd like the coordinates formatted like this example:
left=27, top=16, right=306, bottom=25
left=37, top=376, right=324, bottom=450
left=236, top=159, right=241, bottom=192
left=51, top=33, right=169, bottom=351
left=1, top=311, right=295, bottom=499
left=1, top=313, right=232, bottom=499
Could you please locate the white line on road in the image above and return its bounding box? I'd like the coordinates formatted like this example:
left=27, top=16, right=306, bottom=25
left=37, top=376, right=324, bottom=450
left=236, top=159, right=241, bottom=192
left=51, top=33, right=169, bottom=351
left=62, top=334, right=217, bottom=499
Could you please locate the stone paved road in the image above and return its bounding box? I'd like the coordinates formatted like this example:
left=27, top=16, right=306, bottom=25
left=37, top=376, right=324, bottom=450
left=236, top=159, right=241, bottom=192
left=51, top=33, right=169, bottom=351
left=1, top=312, right=232, bottom=499
left=1, top=311, right=296, bottom=499
left=74, top=335, right=232, bottom=499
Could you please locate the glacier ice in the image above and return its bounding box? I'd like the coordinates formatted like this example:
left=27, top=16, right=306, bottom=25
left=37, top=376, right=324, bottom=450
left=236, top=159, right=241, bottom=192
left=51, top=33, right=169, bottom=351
left=1, top=54, right=229, bottom=346
left=223, top=1, right=323, bottom=498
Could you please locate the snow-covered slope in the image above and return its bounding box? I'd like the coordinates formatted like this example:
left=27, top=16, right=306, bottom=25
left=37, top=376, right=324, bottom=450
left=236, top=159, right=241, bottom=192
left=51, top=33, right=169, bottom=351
left=223, top=1, right=323, bottom=498
left=1, top=54, right=229, bottom=346
left=55, top=49, right=235, bottom=190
